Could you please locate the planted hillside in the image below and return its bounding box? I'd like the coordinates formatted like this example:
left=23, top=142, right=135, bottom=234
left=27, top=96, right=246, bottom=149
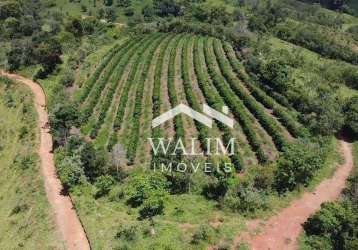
left=221, top=41, right=304, bottom=138
left=78, top=40, right=127, bottom=103
left=90, top=38, right=146, bottom=138
left=3, top=1, right=358, bottom=249
left=208, top=38, right=287, bottom=151
left=199, top=36, right=270, bottom=163
left=80, top=38, right=142, bottom=123
left=126, top=35, right=167, bottom=164
left=191, top=36, right=244, bottom=169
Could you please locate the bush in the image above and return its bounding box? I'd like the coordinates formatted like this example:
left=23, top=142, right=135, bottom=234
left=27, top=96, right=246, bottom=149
left=224, top=183, right=268, bottom=214
left=192, top=225, right=215, bottom=244
left=59, top=69, right=75, bottom=87
left=56, top=155, right=85, bottom=190
left=94, top=175, right=115, bottom=198
left=303, top=201, right=357, bottom=250
left=115, top=224, right=138, bottom=241
left=108, top=185, right=125, bottom=201
left=344, top=96, right=358, bottom=136
left=127, top=172, right=168, bottom=208
left=139, top=196, right=165, bottom=219
left=274, top=141, right=322, bottom=192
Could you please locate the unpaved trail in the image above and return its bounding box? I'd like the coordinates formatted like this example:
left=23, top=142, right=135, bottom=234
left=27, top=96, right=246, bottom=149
left=233, top=139, right=353, bottom=250
left=1, top=71, right=90, bottom=250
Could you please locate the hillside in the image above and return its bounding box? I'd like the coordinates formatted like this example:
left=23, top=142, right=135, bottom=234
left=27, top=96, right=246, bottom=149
left=0, top=77, right=64, bottom=249
left=1, top=0, right=358, bottom=249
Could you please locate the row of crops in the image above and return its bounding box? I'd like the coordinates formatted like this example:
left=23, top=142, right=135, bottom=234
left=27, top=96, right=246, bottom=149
left=78, top=33, right=302, bottom=169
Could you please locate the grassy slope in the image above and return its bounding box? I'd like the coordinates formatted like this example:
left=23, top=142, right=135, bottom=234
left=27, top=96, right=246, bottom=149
left=268, top=37, right=358, bottom=99
left=70, top=34, right=343, bottom=249
left=0, top=80, right=64, bottom=249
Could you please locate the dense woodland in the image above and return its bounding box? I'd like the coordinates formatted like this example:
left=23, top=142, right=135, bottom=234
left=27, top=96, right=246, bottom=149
left=1, top=0, right=358, bottom=249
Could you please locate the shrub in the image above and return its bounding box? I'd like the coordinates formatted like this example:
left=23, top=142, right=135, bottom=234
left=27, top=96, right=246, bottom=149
left=115, top=224, right=138, bottom=241
left=127, top=172, right=168, bottom=207
left=303, top=201, right=357, bottom=250
left=56, top=155, right=85, bottom=190
left=224, top=183, right=268, bottom=214
left=59, top=69, right=75, bottom=87
left=344, top=96, right=358, bottom=136
left=94, top=175, right=115, bottom=198
left=139, top=196, right=165, bottom=219
left=192, top=225, right=215, bottom=244
left=274, top=141, right=322, bottom=192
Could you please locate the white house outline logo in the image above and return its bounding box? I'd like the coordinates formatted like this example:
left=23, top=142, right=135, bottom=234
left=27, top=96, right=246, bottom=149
left=152, top=104, right=234, bottom=129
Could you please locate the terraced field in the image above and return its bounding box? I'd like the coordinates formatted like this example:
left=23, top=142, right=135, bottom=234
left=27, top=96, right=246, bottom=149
left=77, top=33, right=302, bottom=169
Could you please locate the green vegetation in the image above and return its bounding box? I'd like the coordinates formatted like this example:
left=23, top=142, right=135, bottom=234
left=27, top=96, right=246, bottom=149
left=2, top=0, right=358, bottom=249
left=299, top=142, right=358, bottom=250
left=0, top=78, right=64, bottom=249
left=167, top=35, right=185, bottom=141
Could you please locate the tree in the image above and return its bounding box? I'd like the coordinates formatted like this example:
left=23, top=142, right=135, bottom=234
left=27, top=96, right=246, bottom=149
left=127, top=172, right=168, bottom=207
left=64, top=17, right=83, bottom=37
left=139, top=196, right=165, bottom=219
left=274, top=141, right=322, bottom=192
left=33, top=37, right=62, bottom=75
left=301, top=87, right=344, bottom=136
left=49, top=102, right=79, bottom=146
left=94, top=175, right=115, bottom=198
left=124, top=7, right=134, bottom=17
left=223, top=182, right=268, bottom=213
left=56, top=155, right=85, bottom=190
left=111, top=143, right=126, bottom=178
left=303, top=201, right=357, bottom=249
left=261, top=58, right=291, bottom=94
left=77, top=142, right=106, bottom=182
left=0, top=1, right=21, bottom=20
left=192, top=5, right=233, bottom=25
left=153, top=0, right=181, bottom=17
left=142, top=4, right=155, bottom=20
left=4, top=17, right=20, bottom=38
left=344, top=96, right=358, bottom=136
left=59, top=69, right=75, bottom=87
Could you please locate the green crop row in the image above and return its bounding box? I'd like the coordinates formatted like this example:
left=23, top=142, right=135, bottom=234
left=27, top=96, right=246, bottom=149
left=167, top=35, right=185, bottom=141
left=220, top=41, right=304, bottom=138
left=89, top=37, right=146, bottom=139
left=126, top=35, right=168, bottom=165
left=80, top=38, right=142, bottom=123
left=191, top=36, right=244, bottom=170
left=78, top=40, right=126, bottom=103
left=208, top=38, right=287, bottom=151
left=151, top=35, right=175, bottom=141
left=200, top=37, right=269, bottom=164
left=181, top=35, right=209, bottom=152
left=112, top=33, right=162, bottom=132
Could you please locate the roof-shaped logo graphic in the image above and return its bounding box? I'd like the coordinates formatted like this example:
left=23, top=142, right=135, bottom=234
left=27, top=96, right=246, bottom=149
left=152, top=104, right=234, bottom=129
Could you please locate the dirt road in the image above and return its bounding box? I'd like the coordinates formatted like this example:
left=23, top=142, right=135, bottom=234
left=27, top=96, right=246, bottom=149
left=235, top=139, right=353, bottom=250
left=1, top=71, right=90, bottom=250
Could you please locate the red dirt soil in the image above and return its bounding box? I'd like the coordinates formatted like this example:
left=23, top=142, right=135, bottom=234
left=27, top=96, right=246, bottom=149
left=1, top=71, right=90, bottom=250
left=233, top=139, right=353, bottom=250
